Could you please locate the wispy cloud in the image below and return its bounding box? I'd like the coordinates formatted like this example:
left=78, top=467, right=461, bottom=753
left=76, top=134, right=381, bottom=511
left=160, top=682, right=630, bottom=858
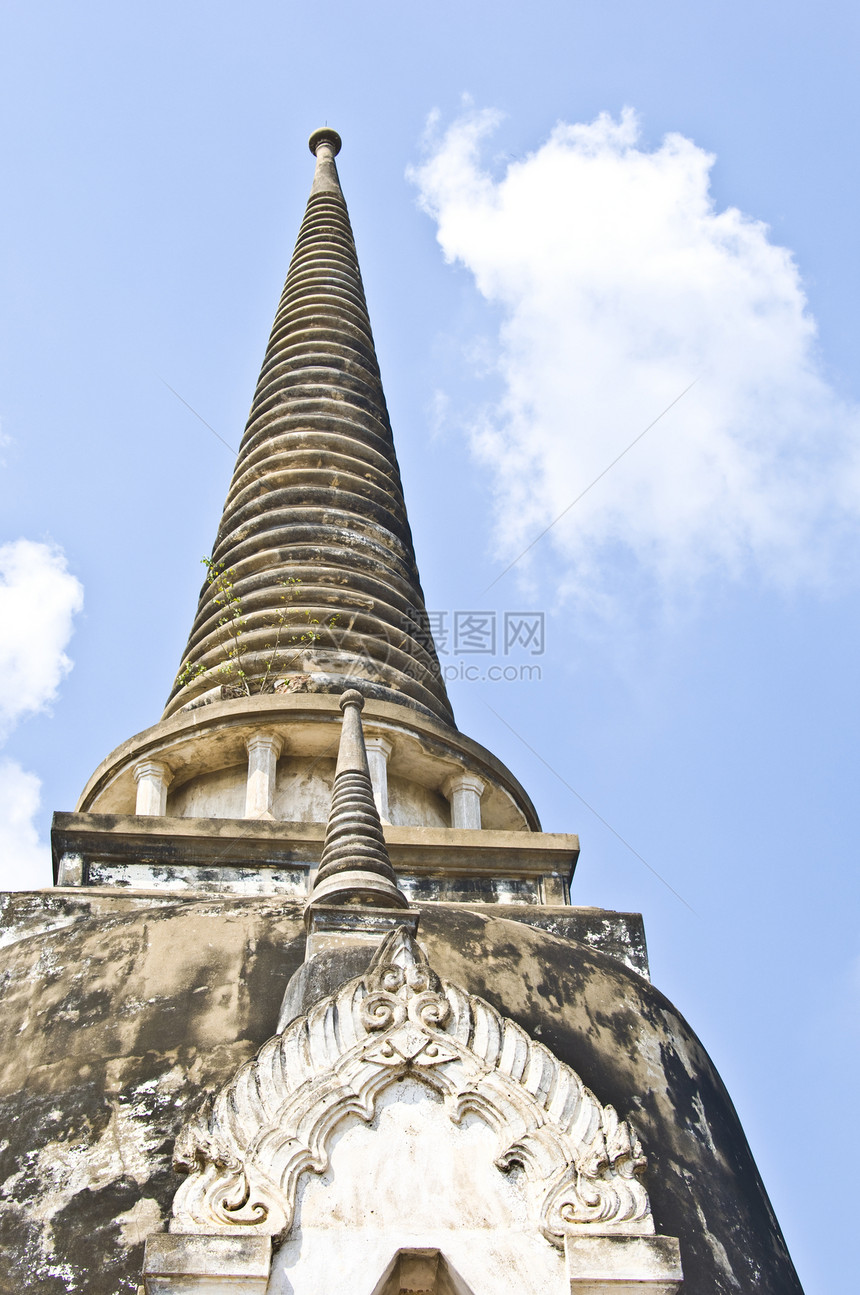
left=0, top=539, right=83, bottom=736
left=411, top=108, right=860, bottom=607
left=0, top=759, right=45, bottom=891
left=0, top=538, right=83, bottom=889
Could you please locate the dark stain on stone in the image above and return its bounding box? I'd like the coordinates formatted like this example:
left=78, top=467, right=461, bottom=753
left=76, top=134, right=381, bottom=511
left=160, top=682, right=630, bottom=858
left=0, top=1208, right=70, bottom=1295
left=51, top=1179, right=142, bottom=1293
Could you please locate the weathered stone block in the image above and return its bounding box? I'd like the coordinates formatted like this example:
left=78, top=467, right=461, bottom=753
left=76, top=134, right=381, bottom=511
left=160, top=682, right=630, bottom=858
left=142, top=1234, right=271, bottom=1293
left=565, top=1234, right=682, bottom=1292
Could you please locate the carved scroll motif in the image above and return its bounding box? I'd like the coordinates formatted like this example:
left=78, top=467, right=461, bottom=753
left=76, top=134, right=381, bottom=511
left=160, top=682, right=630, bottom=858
left=169, top=928, right=653, bottom=1248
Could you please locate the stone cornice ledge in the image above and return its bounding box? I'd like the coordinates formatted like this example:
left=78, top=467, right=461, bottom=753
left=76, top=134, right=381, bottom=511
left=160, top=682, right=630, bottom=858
left=51, top=812, right=579, bottom=882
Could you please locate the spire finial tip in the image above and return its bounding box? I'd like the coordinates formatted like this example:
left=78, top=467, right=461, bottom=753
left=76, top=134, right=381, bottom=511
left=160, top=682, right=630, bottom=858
left=309, top=127, right=342, bottom=157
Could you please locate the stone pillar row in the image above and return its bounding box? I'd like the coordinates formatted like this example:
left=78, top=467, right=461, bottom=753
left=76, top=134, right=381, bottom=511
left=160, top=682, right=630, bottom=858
left=133, top=737, right=485, bottom=828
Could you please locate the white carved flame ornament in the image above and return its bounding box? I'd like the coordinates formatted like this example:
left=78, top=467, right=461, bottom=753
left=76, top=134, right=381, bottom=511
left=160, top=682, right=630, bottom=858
left=170, top=928, right=654, bottom=1249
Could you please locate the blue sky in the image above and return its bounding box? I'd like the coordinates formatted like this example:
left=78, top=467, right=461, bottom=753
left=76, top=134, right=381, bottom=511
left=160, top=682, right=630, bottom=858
left=1, top=3, right=858, bottom=1289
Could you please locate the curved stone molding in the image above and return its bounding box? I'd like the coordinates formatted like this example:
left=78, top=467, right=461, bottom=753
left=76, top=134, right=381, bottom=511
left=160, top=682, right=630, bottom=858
left=169, top=928, right=653, bottom=1249
left=76, top=691, right=541, bottom=834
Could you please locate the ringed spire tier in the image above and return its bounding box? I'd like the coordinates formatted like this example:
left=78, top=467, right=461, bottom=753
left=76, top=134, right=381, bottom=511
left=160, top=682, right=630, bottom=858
left=165, top=128, right=454, bottom=727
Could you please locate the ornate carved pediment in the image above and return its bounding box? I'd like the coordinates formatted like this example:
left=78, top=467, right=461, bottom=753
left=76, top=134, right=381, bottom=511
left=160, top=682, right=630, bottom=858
left=169, top=927, right=654, bottom=1249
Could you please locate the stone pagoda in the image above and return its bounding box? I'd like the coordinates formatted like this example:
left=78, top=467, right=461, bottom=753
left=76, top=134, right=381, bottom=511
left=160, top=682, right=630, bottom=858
left=0, top=130, right=804, bottom=1295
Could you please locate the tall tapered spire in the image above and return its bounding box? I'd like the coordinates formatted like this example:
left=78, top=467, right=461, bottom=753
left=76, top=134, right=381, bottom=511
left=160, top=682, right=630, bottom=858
left=165, top=129, right=454, bottom=726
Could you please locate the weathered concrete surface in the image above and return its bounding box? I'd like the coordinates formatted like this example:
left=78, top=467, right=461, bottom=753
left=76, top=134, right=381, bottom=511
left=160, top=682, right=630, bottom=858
left=0, top=895, right=801, bottom=1293
left=417, top=908, right=802, bottom=1294
left=0, top=893, right=306, bottom=1294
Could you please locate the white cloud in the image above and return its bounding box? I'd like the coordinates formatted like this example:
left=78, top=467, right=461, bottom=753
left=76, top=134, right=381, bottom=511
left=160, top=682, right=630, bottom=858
left=411, top=109, right=860, bottom=605
left=0, top=539, right=84, bottom=735
left=0, top=540, right=83, bottom=889
left=0, top=758, right=48, bottom=890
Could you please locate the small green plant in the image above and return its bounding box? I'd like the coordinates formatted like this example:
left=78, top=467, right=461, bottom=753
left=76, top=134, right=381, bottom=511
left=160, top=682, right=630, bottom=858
left=176, top=559, right=338, bottom=697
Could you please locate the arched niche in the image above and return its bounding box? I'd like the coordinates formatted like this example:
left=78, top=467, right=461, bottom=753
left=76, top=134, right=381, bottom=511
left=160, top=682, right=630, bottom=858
left=142, top=927, right=682, bottom=1295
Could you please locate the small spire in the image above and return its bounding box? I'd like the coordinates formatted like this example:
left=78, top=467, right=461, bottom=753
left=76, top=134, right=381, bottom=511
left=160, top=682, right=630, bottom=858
left=308, top=127, right=342, bottom=156
left=308, top=127, right=343, bottom=196
left=307, top=690, right=409, bottom=911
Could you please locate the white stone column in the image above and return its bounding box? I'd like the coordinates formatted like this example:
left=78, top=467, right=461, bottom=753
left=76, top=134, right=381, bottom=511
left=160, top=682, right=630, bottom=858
left=443, top=771, right=485, bottom=830
left=364, top=734, right=393, bottom=824
left=133, top=760, right=173, bottom=816
left=244, top=732, right=283, bottom=820
left=57, top=853, right=85, bottom=886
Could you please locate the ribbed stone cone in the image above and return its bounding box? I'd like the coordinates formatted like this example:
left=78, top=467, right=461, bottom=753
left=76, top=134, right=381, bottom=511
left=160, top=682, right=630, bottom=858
left=165, top=128, right=454, bottom=726
left=308, top=690, right=408, bottom=909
